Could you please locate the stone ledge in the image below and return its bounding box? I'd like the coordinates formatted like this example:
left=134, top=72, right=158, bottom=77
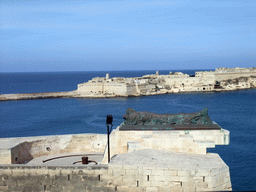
left=119, top=124, right=221, bottom=131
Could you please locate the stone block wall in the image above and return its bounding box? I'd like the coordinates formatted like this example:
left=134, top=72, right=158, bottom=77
left=213, top=71, right=256, bottom=82
left=0, top=164, right=232, bottom=192
left=102, top=128, right=230, bottom=164
left=77, top=83, right=103, bottom=95
left=126, top=84, right=138, bottom=96
left=0, top=134, right=107, bottom=165
left=103, top=84, right=127, bottom=96
left=0, top=149, right=11, bottom=164
left=77, top=82, right=128, bottom=97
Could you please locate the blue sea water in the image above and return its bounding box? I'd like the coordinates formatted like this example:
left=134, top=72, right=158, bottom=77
left=0, top=70, right=256, bottom=191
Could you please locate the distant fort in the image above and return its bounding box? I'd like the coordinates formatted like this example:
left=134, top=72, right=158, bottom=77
left=1, top=67, right=256, bottom=101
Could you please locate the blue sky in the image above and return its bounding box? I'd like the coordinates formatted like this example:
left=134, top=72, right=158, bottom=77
left=1, top=0, right=255, bottom=72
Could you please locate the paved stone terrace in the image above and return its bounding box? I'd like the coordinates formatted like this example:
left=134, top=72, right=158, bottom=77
left=6, top=149, right=227, bottom=170
left=110, top=149, right=227, bottom=170
left=26, top=152, right=104, bottom=166
left=2, top=148, right=227, bottom=170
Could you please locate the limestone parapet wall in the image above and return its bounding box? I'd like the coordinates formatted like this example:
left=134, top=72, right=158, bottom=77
left=216, top=67, right=256, bottom=72
left=77, top=82, right=128, bottom=97
left=214, top=71, right=256, bottom=82
left=127, top=84, right=138, bottom=96
left=0, top=129, right=232, bottom=191
left=0, top=149, right=11, bottom=164
left=0, top=159, right=232, bottom=192
left=102, top=126, right=230, bottom=164
left=0, top=134, right=107, bottom=165
left=196, top=67, right=256, bottom=83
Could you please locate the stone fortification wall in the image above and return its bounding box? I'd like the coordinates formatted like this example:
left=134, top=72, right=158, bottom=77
left=77, top=67, right=256, bottom=98
left=133, top=83, right=156, bottom=96
left=102, top=126, right=229, bottom=164
left=195, top=71, right=215, bottom=84
left=196, top=67, right=256, bottom=83
left=0, top=125, right=232, bottom=191
left=214, top=71, right=256, bottom=82
left=77, top=82, right=127, bottom=97
left=143, top=72, right=189, bottom=79
left=216, top=67, right=256, bottom=72
left=103, top=83, right=128, bottom=96
left=0, top=149, right=11, bottom=164
left=126, top=84, right=138, bottom=96
left=0, top=134, right=106, bottom=165
left=163, top=76, right=209, bottom=92
left=0, top=160, right=231, bottom=192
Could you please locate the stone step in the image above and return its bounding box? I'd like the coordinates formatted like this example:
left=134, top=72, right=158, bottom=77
left=180, top=134, right=194, bottom=139
left=127, top=141, right=142, bottom=152
left=193, top=140, right=215, bottom=148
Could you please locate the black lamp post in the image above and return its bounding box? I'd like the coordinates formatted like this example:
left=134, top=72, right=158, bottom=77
left=106, top=114, right=113, bottom=163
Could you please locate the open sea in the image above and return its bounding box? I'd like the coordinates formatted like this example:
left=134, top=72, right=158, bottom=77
left=0, top=70, right=255, bottom=191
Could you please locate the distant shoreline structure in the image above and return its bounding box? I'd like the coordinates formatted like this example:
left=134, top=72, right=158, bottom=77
left=1, top=67, right=256, bottom=101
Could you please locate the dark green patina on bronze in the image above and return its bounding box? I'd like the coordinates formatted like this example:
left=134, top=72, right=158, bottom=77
left=123, top=108, right=212, bottom=125
left=120, top=108, right=220, bottom=131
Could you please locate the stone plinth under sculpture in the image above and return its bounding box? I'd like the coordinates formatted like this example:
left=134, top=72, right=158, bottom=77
left=102, top=108, right=229, bottom=162
left=100, top=108, right=232, bottom=191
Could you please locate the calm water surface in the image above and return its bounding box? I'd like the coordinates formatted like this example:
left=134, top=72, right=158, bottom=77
left=0, top=71, right=255, bottom=191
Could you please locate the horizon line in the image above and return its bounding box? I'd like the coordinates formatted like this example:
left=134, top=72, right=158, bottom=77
left=0, top=68, right=217, bottom=74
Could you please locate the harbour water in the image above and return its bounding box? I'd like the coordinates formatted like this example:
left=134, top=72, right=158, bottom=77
left=0, top=70, right=255, bottom=191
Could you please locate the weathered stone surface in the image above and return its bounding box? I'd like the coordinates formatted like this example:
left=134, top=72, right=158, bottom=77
left=0, top=118, right=232, bottom=192
left=0, top=133, right=106, bottom=165
left=0, top=153, right=232, bottom=191
left=123, top=108, right=213, bottom=126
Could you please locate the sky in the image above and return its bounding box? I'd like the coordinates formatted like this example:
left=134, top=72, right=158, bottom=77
left=0, top=0, right=256, bottom=72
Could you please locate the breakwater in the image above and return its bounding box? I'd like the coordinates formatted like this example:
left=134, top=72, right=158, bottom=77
left=0, top=91, right=77, bottom=101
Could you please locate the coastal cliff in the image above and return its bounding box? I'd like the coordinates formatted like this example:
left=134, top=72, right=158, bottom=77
left=1, top=67, right=256, bottom=101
